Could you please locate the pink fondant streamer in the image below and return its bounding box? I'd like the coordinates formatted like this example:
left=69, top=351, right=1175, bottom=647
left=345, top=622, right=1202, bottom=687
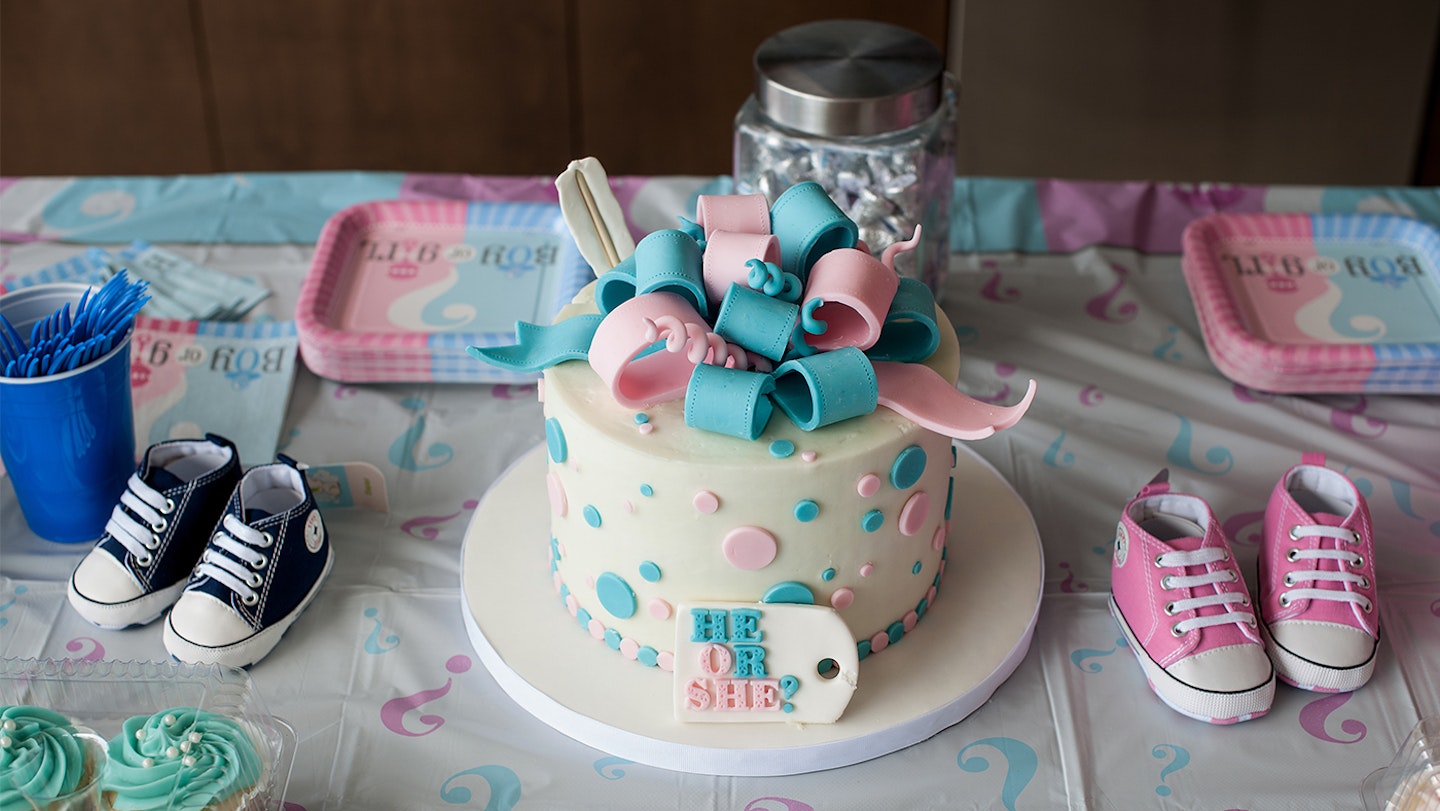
left=874, top=361, right=1037, bottom=440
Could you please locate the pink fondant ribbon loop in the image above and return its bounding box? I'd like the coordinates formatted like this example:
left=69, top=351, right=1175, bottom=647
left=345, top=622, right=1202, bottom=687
left=588, top=292, right=711, bottom=408
left=873, top=361, right=1037, bottom=440
left=799, top=247, right=899, bottom=352
left=703, top=231, right=781, bottom=310
left=695, top=194, right=771, bottom=240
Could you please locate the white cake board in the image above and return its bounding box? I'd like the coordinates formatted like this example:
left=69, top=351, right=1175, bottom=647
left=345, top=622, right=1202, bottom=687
left=459, top=443, right=1043, bottom=776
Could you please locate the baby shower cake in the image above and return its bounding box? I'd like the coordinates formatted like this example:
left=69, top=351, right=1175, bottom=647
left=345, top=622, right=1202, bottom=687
left=1181, top=212, right=1440, bottom=393
left=296, top=199, right=592, bottom=383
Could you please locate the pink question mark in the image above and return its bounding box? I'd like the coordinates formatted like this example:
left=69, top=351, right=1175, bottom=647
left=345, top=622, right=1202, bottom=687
left=380, top=655, right=472, bottom=736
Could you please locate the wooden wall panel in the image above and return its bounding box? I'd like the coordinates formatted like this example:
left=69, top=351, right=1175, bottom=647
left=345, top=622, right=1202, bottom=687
left=0, top=0, right=212, bottom=176
left=573, top=3, right=951, bottom=176
left=198, top=0, right=571, bottom=174
left=954, top=0, right=1440, bottom=185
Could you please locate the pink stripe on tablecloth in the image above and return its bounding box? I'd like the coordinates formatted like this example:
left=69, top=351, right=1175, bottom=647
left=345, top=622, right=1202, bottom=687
left=1037, top=180, right=1267, bottom=254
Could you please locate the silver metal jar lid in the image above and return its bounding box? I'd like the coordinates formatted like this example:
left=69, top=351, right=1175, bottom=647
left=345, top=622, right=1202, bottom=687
left=754, top=19, right=944, bottom=137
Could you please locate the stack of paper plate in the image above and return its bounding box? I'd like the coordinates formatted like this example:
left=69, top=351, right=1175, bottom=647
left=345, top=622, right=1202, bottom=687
left=1181, top=212, right=1440, bottom=394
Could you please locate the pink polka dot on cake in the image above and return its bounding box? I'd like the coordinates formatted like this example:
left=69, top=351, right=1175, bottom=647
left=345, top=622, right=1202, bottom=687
left=899, top=491, right=930, bottom=536
left=623, top=499, right=635, bottom=514
left=830, top=587, right=854, bottom=610
left=553, top=571, right=563, bottom=593
left=546, top=473, right=568, bottom=517
left=620, top=638, right=640, bottom=659
left=801, top=450, right=817, bottom=462
left=586, top=575, right=595, bottom=590
left=657, top=651, right=675, bottom=671
left=856, top=473, right=881, bottom=497
left=693, top=490, right=720, bottom=514
left=869, top=630, right=890, bottom=653
left=722, top=526, right=777, bottom=570
left=903, top=611, right=918, bottom=631
left=638, top=423, right=654, bottom=435
left=648, top=598, right=672, bottom=620
left=927, top=585, right=938, bottom=604
left=859, top=563, right=875, bottom=578
left=565, top=593, right=578, bottom=615
left=931, top=525, right=946, bottom=551
left=588, top=619, right=606, bottom=639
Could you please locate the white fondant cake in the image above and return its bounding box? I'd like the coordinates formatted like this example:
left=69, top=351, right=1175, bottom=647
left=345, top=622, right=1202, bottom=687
left=540, top=282, right=961, bottom=674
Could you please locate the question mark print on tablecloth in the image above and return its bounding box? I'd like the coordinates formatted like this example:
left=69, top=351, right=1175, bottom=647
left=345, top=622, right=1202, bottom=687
left=1084, top=262, right=1138, bottom=324
left=743, top=799, right=815, bottom=811
left=1151, top=744, right=1190, bottom=797
left=957, top=737, right=1038, bottom=811
left=402, top=499, right=480, bottom=541
left=592, top=756, right=633, bottom=780
left=1078, top=385, right=1104, bottom=407
left=362, top=608, right=400, bottom=654
left=1151, top=325, right=1183, bottom=362
left=0, top=585, right=27, bottom=628
left=1221, top=510, right=1266, bottom=547
left=388, top=397, right=455, bottom=471
left=1165, top=413, right=1233, bottom=476
left=380, top=655, right=472, bottom=736
left=1069, top=638, right=1127, bottom=673
left=1057, top=561, right=1089, bottom=593
left=1328, top=395, right=1387, bottom=439
left=439, top=764, right=521, bottom=810
left=64, top=637, right=105, bottom=661
left=1044, top=431, right=1076, bottom=470
left=1299, top=692, right=1367, bottom=744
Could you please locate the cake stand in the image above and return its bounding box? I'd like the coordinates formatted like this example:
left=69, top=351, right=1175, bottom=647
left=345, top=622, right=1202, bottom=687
left=459, top=443, right=1043, bottom=776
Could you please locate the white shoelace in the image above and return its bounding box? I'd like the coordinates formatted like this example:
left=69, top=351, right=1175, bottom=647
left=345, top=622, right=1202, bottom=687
left=195, top=513, right=273, bottom=606
left=1157, top=547, right=1256, bottom=634
left=1282, top=524, right=1371, bottom=612
left=104, top=474, right=175, bottom=565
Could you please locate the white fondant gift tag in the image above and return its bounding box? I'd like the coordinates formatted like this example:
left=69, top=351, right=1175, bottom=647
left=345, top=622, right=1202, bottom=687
left=673, top=602, right=858, bottom=724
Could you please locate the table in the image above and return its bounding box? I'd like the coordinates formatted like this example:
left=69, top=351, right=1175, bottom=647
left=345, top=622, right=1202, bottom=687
left=2, top=173, right=1438, bottom=810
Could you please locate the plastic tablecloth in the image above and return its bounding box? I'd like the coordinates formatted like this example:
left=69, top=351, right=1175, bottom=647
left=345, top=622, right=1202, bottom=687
left=1, top=173, right=1438, bottom=810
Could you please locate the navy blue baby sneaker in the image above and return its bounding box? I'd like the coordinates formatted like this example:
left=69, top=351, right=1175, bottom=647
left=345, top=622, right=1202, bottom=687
left=68, top=434, right=242, bottom=629
left=163, top=454, right=333, bottom=668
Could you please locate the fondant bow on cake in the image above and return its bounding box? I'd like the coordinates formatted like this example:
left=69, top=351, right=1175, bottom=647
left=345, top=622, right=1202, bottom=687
left=470, top=184, right=1036, bottom=442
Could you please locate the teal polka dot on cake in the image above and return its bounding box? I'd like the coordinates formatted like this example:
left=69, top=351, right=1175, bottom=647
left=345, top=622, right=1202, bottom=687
left=604, top=628, right=622, bottom=649
left=912, top=560, right=923, bottom=575
left=861, top=509, right=884, bottom=533
left=583, top=505, right=602, bottom=528
left=891, top=445, right=926, bottom=489
left=639, top=561, right=662, bottom=582
left=857, top=639, right=872, bottom=660
left=887, top=621, right=905, bottom=645
left=821, top=567, right=836, bottom=582
left=794, top=499, right=819, bottom=522
left=595, top=572, right=637, bottom=619
left=576, top=608, right=592, bottom=628
left=634, top=412, right=650, bottom=424
left=945, top=475, right=954, bottom=520
left=769, top=439, right=795, bottom=458
left=637, top=646, right=659, bottom=667
left=762, top=581, right=815, bottom=605
left=545, top=418, right=567, bottom=463
left=639, top=483, right=654, bottom=497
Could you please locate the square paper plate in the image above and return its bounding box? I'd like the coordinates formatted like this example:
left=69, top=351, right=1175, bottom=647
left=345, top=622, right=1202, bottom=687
left=1181, top=213, right=1440, bottom=393
left=296, top=199, right=592, bottom=383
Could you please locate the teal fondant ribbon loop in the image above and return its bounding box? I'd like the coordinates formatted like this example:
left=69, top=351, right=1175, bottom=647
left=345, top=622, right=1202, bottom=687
left=770, top=346, right=878, bottom=431
left=465, top=314, right=602, bottom=372
left=685, top=363, right=776, bottom=440
left=769, top=182, right=858, bottom=282
left=594, top=253, right=638, bottom=315
left=867, top=277, right=941, bottom=363
left=713, top=283, right=800, bottom=363
left=635, top=229, right=708, bottom=318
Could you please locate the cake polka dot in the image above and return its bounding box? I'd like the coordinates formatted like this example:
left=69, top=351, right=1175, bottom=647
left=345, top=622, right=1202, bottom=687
left=565, top=593, right=579, bottom=615
left=945, top=476, right=954, bottom=519
left=638, top=561, right=662, bottom=582
left=657, top=651, right=675, bottom=671
left=620, top=638, right=640, bottom=659
left=932, top=524, right=946, bottom=551
left=583, top=505, right=602, bottom=528
left=762, top=581, right=815, bottom=605
left=545, top=418, right=568, bottom=463
left=926, top=585, right=937, bottom=604
left=861, top=509, right=884, bottom=533
left=648, top=598, right=672, bottom=620
left=890, top=445, right=927, bottom=489
left=546, top=473, right=568, bottom=517
left=638, top=423, right=654, bottom=435
left=588, top=619, right=606, bottom=639
left=857, top=639, right=872, bottom=660
left=821, top=567, right=836, bottom=581
left=793, top=499, right=820, bottom=522
left=637, top=646, right=659, bottom=667
left=693, top=490, right=720, bottom=514
left=801, top=450, right=817, bottom=462
left=887, top=621, right=905, bottom=644
left=903, top=610, right=919, bottom=631
left=856, top=473, right=881, bottom=497
left=634, top=412, right=650, bottom=424
left=595, top=572, right=637, bottom=619
left=769, top=439, right=795, bottom=458
left=640, top=483, right=654, bottom=497
left=912, top=560, right=923, bottom=575
left=898, top=491, right=929, bottom=536
left=604, top=628, right=622, bottom=649
left=623, top=499, right=635, bottom=513
left=830, top=587, right=855, bottom=610
left=860, top=563, right=875, bottom=577
left=722, top=526, right=778, bottom=570
left=869, top=630, right=889, bottom=653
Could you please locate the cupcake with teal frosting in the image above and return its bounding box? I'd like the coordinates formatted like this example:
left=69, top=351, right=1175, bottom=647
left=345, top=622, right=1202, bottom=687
left=0, top=705, right=102, bottom=811
left=103, top=707, right=263, bottom=811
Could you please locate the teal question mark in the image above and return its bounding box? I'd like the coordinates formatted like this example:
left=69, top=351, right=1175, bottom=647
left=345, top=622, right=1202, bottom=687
left=779, top=675, right=799, bottom=713
left=1152, top=744, right=1190, bottom=797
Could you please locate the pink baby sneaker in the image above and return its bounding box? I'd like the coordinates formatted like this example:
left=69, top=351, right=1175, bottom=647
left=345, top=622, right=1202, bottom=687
left=1109, top=470, right=1274, bottom=724
left=1258, top=453, right=1380, bottom=692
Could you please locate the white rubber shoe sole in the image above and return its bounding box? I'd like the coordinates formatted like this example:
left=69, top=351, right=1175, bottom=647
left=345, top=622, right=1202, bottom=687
left=67, top=575, right=187, bottom=630
left=1258, top=618, right=1378, bottom=693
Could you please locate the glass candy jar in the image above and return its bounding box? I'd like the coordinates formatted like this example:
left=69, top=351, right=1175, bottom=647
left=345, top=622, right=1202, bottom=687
left=734, top=19, right=957, bottom=294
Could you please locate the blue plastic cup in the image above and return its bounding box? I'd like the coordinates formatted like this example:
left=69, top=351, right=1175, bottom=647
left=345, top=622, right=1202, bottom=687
left=0, top=283, right=136, bottom=542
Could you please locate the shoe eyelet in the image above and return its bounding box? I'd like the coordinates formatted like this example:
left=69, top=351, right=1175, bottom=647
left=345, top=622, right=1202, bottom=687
left=163, top=497, right=175, bottom=514
left=247, top=573, right=262, bottom=588
left=150, top=517, right=167, bottom=533
left=1160, top=576, right=1174, bottom=590
left=1152, top=553, right=1166, bottom=568
left=1241, top=596, right=1251, bottom=607
left=136, top=554, right=153, bottom=566
left=242, top=593, right=258, bottom=606
left=1246, top=617, right=1257, bottom=627
left=1221, top=549, right=1230, bottom=561
left=1279, top=594, right=1292, bottom=606
left=251, top=554, right=267, bottom=570
left=1170, top=623, right=1185, bottom=637
left=1359, top=577, right=1370, bottom=589
left=1349, top=530, right=1361, bottom=544
left=1286, top=549, right=1300, bottom=562
left=262, top=532, right=274, bottom=548
left=1361, top=599, right=1373, bottom=613
left=1164, top=602, right=1176, bottom=615
left=1352, top=555, right=1364, bottom=568
left=1283, top=574, right=1296, bottom=587
left=1288, top=525, right=1303, bottom=541
left=1228, top=571, right=1239, bottom=583
left=148, top=533, right=161, bottom=550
